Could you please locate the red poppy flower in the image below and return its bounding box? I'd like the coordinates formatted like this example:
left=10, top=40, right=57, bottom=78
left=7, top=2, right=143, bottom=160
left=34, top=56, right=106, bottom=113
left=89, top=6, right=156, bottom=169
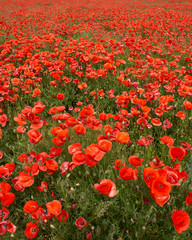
left=171, top=163, right=188, bottom=182
left=11, top=78, right=20, bottom=86
left=59, top=162, right=70, bottom=176
left=51, top=127, right=69, bottom=147
left=36, top=208, right=54, bottom=222
left=48, top=106, right=65, bottom=115
left=136, top=118, right=150, bottom=128
left=99, top=112, right=107, bottom=121
left=176, top=111, right=185, bottom=120
left=30, top=116, right=45, bottom=129
left=0, top=182, right=15, bottom=207
left=151, top=118, right=162, bottom=126
left=56, top=209, right=69, bottom=222
left=14, top=113, right=27, bottom=125
left=78, top=82, right=87, bottom=89
left=136, top=135, right=153, bottom=146
left=83, top=155, right=97, bottom=167
left=113, top=159, right=126, bottom=170
left=46, top=159, right=58, bottom=174
left=146, top=135, right=154, bottom=145
left=183, top=100, right=192, bottom=110
left=151, top=176, right=171, bottom=197
left=4, top=162, right=15, bottom=174
left=0, top=220, right=16, bottom=236
left=21, top=106, right=32, bottom=118
left=52, top=136, right=65, bottom=146
left=86, top=231, right=92, bottom=239
left=24, top=222, right=39, bottom=239
left=0, top=182, right=11, bottom=195
left=36, top=152, right=47, bottom=171
left=143, top=168, right=159, bottom=187
left=49, top=147, right=63, bottom=157
left=83, top=144, right=105, bottom=162
left=182, top=141, right=192, bottom=151
left=31, top=207, right=44, bottom=223
left=46, top=200, right=61, bottom=216
left=0, top=207, right=9, bottom=221
left=74, top=124, right=86, bottom=135
left=0, top=192, right=15, bottom=207
left=50, top=80, right=57, bottom=86
left=37, top=181, right=48, bottom=192
left=32, top=88, right=41, bottom=97
left=32, top=101, right=46, bottom=114
left=24, top=201, right=38, bottom=213
left=16, top=173, right=34, bottom=188
left=119, top=167, right=138, bottom=181
left=116, top=95, right=129, bottom=108
left=131, top=107, right=140, bottom=115
left=169, top=146, right=186, bottom=161
left=75, top=217, right=88, bottom=229
left=149, top=156, right=164, bottom=168
left=98, top=140, right=112, bottom=152
left=56, top=93, right=65, bottom=100
left=185, top=192, right=192, bottom=205
left=79, top=106, right=94, bottom=118
left=17, top=153, right=29, bottom=164
left=72, top=151, right=88, bottom=165
left=64, top=117, right=77, bottom=127
left=150, top=190, right=170, bottom=207
left=16, top=126, right=26, bottom=133
left=162, top=120, right=173, bottom=130
left=0, top=114, right=8, bottom=127
left=163, top=168, right=181, bottom=186
left=115, top=132, right=130, bottom=143
left=104, top=63, right=115, bottom=70
left=56, top=128, right=69, bottom=139
left=172, top=209, right=190, bottom=233
left=83, top=116, right=102, bottom=130
left=51, top=127, right=67, bottom=138
left=27, top=129, right=42, bottom=144
left=68, top=143, right=81, bottom=155
left=128, top=155, right=143, bottom=167
left=0, top=166, right=9, bottom=178
left=29, top=162, right=39, bottom=177
left=94, top=179, right=116, bottom=197
left=136, top=136, right=147, bottom=146
left=160, top=136, right=174, bottom=147
left=104, top=124, right=113, bottom=135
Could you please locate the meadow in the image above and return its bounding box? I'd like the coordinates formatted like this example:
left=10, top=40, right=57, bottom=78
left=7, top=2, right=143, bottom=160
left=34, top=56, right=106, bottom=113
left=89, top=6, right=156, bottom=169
left=0, top=0, right=192, bottom=239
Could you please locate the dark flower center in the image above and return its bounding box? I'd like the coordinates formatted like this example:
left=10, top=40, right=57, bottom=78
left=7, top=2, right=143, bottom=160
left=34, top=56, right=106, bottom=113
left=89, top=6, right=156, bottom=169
left=31, top=228, right=37, bottom=233
left=0, top=211, right=6, bottom=217
left=2, top=224, right=7, bottom=228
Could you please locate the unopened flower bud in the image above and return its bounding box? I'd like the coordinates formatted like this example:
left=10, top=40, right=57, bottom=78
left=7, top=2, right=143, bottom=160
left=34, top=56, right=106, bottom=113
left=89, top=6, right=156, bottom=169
left=131, top=218, right=134, bottom=223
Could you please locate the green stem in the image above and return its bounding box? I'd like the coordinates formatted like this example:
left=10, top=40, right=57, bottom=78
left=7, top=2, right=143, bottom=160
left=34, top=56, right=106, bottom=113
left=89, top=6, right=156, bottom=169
left=60, top=182, right=68, bottom=208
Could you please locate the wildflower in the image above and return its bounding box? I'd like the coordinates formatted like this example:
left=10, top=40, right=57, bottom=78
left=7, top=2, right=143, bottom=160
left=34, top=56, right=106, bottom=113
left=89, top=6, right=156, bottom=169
left=94, top=179, right=116, bottom=197
left=24, top=222, right=39, bottom=239
left=75, top=217, right=88, bottom=230
left=172, top=209, right=190, bottom=233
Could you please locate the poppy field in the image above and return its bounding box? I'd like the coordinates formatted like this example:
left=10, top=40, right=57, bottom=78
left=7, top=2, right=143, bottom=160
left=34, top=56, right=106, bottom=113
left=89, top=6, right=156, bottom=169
left=0, top=0, right=192, bottom=239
